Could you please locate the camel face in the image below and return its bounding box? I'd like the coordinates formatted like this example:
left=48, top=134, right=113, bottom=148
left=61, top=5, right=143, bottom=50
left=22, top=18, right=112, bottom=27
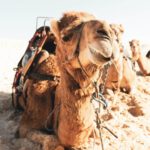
left=51, top=16, right=119, bottom=68
left=129, top=40, right=140, bottom=61
left=80, top=20, right=115, bottom=66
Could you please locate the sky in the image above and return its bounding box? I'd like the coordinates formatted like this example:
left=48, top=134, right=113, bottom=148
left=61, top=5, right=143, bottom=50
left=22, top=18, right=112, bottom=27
left=1, top=0, right=150, bottom=44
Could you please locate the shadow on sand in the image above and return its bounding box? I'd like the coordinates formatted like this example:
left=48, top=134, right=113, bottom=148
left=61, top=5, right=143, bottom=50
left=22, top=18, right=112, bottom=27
left=0, top=91, right=13, bottom=113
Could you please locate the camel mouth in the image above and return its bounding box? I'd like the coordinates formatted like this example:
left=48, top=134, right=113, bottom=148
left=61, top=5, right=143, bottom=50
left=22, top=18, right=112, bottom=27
left=89, top=47, right=111, bottom=62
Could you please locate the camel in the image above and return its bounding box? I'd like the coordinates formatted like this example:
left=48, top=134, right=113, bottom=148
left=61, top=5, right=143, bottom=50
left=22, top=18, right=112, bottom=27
left=129, top=39, right=150, bottom=75
left=50, top=12, right=119, bottom=149
left=104, top=24, right=136, bottom=93
left=18, top=11, right=119, bottom=150
left=103, top=24, right=124, bottom=92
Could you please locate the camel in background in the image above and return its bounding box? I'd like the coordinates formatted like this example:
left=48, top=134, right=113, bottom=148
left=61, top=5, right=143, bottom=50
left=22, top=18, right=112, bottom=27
left=104, top=24, right=136, bottom=93
left=103, top=24, right=124, bottom=92
left=18, top=11, right=119, bottom=150
left=130, top=39, right=150, bottom=76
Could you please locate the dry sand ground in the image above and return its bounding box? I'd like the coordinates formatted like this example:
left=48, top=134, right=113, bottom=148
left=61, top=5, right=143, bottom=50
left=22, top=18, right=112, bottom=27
left=0, top=39, right=150, bottom=150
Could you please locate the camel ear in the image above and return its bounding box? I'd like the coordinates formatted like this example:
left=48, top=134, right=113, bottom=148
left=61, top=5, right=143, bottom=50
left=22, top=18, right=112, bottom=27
left=50, top=19, right=60, bottom=41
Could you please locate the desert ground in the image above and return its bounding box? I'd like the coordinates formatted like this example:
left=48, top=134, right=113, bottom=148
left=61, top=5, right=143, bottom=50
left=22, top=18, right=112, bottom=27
left=0, top=39, right=150, bottom=150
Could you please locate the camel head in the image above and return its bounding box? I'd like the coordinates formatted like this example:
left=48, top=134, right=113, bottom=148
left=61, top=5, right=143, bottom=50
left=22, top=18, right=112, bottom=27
left=129, top=39, right=141, bottom=61
left=51, top=12, right=119, bottom=69
left=110, top=24, right=124, bottom=52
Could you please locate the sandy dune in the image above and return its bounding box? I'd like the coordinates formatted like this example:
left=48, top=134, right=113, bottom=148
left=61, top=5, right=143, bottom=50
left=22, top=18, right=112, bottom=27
left=0, top=39, right=150, bottom=150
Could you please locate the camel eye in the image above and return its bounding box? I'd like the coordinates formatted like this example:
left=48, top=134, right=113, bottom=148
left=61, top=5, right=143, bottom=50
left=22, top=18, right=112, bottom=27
left=97, top=30, right=108, bottom=37
left=62, top=33, right=73, bottom=42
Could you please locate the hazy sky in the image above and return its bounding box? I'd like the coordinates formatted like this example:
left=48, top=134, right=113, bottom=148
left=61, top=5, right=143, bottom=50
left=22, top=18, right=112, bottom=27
left=1, top=0, right=150, bottom=44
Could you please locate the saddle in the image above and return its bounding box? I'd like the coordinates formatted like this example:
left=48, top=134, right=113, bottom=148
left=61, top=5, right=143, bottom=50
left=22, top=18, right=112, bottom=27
left=12, top=26, right=57, bottom=110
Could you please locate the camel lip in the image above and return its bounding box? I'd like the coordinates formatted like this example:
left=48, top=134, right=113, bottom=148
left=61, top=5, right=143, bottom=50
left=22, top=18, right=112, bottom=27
left=89, top=46, right=111, bottom=62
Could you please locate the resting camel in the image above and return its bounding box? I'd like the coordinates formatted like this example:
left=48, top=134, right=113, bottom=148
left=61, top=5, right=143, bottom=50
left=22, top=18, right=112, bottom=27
left=18, top=11, right=119, bottom=150
left=129, top=39, right=150, bottom=75
left=103, top=24, right=124, bottom=92
left=104, top=24, right=136, bottom=93
left=50, top=12, right=119, bottom=149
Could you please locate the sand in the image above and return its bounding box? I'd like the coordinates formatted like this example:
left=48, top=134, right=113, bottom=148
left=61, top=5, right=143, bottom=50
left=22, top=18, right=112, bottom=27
left=0, top=39, right=150, bottom=150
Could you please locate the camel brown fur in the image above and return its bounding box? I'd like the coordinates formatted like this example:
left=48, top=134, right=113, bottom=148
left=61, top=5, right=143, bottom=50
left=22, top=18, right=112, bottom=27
left=51, top=12, right=119, bottom=149
left=129, top=39, right=150, bottom=76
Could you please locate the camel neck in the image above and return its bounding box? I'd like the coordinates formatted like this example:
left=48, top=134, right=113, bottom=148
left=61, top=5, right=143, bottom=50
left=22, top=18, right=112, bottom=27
left=56, top=69, right=96, bottom=146
left=61, top=64, right=99, bottom=99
